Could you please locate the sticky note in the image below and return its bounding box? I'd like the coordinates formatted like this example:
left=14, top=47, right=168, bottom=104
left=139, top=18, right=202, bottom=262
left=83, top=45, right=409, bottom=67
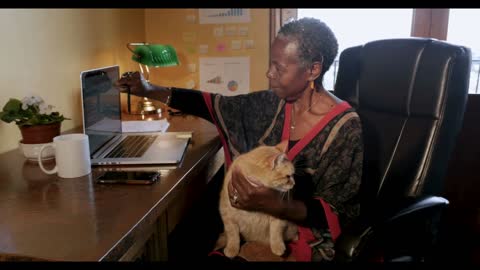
left=231, top=40, right=242, bottom=50
left=225, top=26, right=237, bottom=36
left=182, top=32, right=196, bottom=42
left=188, top=63, right=197, bottom=73
left=214, top=26, right=224, bottom=37
left=186, top=15, right=196, bottom=23
left=199, top=44, right=208, bottom=54
left=216, top=43, right=226, bottom=52
left=244, top=40, right=254, bottom=49
left=186, top=45, right=196, bottom=54
left=186, top=80, right=195, bottom=89
left=238, top=26, right=249, bottom=36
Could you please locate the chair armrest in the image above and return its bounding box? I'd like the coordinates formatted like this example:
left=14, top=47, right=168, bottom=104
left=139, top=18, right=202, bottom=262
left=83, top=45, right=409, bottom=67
left=335, top=195, right=449, bottom=262
left=382, top=196, right=449, bottom=223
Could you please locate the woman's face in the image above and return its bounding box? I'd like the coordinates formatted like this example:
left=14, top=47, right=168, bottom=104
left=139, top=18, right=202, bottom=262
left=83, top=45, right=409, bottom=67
left=267, top=37, right=311, bottom=102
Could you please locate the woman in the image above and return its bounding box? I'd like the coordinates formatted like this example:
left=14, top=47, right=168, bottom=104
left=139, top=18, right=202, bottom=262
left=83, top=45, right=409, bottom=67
left=116, top=18, right=363, bottom=262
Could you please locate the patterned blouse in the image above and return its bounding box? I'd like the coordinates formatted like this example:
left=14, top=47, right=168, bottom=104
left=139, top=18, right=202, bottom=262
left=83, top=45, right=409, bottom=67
left=170, top=88, right=364, bottom=262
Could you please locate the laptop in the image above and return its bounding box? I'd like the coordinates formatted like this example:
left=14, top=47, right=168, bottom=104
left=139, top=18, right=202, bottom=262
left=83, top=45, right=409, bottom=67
left=80, top=65, right=191, bottom=166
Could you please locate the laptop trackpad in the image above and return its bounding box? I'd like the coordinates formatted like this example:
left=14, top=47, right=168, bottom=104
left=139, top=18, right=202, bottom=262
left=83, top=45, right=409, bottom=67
left=145, top=133, right=191, bottom=162
left=93, top=132, right=191, bottom=165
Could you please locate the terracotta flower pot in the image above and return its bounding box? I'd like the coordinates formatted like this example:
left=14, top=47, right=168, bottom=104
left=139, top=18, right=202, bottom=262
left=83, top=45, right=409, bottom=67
left=19, top=123, right=61, bottom=144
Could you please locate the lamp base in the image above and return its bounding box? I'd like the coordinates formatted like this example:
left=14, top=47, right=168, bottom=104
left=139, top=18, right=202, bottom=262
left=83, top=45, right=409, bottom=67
left=126, top=96, right=160, bottom=115
left=140, top=98, right=158, bottom=115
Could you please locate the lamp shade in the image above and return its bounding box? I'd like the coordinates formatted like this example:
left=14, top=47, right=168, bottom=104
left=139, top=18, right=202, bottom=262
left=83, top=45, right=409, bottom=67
left=130, top=44, right=180, bottom=67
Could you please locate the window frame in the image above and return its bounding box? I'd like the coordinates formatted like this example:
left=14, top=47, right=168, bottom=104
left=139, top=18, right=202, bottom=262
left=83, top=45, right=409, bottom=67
left=411, top=9, right=449, bottom=40
left=270, top=9, right=449, bottom=42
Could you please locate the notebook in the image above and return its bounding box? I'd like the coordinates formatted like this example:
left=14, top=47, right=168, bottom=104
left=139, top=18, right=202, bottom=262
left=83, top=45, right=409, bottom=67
left=79, top=65, right=191, bottom=166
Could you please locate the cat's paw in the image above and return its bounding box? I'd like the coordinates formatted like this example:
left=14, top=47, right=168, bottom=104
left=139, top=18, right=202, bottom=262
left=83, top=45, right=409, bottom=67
left=214, top=233, right=226, bottom=250
left=284, top=224, right=298, bottom=241
left=271, top=242, right=286, bottom=256
left=292, top=234, right=299, bottom=241
left=224, top=245, right=240, bottom=258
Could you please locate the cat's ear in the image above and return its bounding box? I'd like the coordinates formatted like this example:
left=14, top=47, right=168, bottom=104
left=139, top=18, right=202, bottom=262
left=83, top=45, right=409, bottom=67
left=272, top=153, right=288, bottom=170
left=275, top=140, right=289, bottom=153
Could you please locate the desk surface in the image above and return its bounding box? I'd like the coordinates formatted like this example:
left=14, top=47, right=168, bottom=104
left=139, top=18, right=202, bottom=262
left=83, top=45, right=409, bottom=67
left=0, top=113, right=222, bottom=261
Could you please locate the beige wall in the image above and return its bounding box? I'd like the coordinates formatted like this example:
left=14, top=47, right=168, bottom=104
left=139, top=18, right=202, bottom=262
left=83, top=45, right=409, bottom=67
left=0, top=8, right=271, bottom=154
left=0, top=9, right=145, bottom=154
left=144, top=8, right=270, bottom=91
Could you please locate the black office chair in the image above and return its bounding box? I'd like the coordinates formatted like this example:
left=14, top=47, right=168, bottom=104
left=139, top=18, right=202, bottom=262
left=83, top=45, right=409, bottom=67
left=333, top=38, right=471, bottom=262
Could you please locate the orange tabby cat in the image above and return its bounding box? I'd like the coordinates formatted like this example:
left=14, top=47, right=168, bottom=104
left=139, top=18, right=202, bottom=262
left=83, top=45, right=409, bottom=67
left=217, top=140, right=298, bottom=258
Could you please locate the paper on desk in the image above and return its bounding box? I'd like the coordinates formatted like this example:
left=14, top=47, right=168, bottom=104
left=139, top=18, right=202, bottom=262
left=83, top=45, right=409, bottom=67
left=87, top=117, right=121, bottom=133
left=121, top=119, right=170, bottom=133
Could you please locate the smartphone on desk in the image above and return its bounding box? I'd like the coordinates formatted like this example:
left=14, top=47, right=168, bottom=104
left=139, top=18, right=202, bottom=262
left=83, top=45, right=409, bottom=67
left=96, top=171, right=160, bottom=185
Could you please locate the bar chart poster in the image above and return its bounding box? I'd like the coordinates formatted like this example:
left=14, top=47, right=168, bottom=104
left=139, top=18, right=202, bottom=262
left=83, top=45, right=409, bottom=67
left=199, top=9, right=250, bottom=24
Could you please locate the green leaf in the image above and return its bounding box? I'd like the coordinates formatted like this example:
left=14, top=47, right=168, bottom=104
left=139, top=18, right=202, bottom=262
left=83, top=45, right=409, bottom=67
left=0, top=111, right=17, bottom=123
left=2, top=98, right=21, bottom=113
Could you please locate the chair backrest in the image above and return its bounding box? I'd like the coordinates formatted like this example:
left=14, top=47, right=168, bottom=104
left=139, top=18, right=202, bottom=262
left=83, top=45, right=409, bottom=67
left=334, top=38, right=471, bottom=213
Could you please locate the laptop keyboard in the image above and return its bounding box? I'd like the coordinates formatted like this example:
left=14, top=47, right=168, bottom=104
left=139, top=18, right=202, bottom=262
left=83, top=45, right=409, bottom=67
left=106, top=135, right=157, bottom=158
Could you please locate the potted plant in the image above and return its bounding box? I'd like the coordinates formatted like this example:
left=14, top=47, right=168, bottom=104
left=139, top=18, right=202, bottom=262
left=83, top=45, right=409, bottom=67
left=0, top=95, right=69, bottom=144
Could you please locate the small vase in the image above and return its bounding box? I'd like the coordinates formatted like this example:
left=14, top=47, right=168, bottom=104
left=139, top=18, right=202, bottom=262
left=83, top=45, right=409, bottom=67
left=19, top=123, right=61, bottom=144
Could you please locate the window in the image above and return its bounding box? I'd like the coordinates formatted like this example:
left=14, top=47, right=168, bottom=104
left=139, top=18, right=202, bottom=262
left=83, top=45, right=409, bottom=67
left=272, top=9, right=477, bottom=94
left=446, top=9, right=480, bottom=94
left=298, top=9, right=414, bottom=90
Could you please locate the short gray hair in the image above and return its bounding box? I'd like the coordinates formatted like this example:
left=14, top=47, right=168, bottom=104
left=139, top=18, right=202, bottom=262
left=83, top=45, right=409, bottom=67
left=278, top=17, right=338, bottom=87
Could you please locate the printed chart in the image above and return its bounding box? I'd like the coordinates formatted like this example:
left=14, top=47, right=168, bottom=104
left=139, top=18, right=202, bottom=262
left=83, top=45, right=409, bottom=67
left=199, top=57, right=250, bottom=96
left=199, top=9, right=250, bottom=24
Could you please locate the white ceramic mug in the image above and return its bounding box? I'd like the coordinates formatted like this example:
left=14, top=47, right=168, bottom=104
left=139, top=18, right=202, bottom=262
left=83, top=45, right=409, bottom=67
left=37, top=133, right=92, bottom=178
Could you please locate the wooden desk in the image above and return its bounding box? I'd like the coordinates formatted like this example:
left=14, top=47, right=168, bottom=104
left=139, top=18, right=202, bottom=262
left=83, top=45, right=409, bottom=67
left=0, top=112, right=223, bottom=261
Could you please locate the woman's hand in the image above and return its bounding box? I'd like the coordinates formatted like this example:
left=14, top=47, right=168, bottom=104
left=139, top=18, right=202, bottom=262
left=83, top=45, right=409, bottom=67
left=228, top=166, right=286, bottom=217
left=114, top=71, right=152, bottom=97
left=114, top=71, right=171, bottom=103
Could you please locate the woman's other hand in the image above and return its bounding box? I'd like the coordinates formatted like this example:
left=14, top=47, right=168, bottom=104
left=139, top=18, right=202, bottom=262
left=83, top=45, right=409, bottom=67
left=228, top=166, right=286, bottom=217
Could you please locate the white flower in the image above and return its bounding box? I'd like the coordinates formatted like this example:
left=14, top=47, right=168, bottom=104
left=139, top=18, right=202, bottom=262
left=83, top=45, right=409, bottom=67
left=27, top=96, right=36, bottom=106
left=38, top=102, right=48, bottom=114
left=21, top=97, right=30, bottom=110
left=45, top=105, right=53, bottom=115
left=19, top=95, right=57, bottom=116
left=32, top=95, right=43, bottom=104
left=22, top=95, right=42, bottom=106
left=38, top=102, right=54, bottom=115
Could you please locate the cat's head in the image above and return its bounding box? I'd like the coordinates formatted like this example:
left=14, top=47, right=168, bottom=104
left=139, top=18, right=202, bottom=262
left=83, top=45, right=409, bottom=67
left=240, top=140, right=295, bottom=192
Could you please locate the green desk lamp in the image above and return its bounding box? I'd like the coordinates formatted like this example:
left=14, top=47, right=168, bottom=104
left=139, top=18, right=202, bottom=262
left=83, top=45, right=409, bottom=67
left=126, top=42, right=180, bottom=114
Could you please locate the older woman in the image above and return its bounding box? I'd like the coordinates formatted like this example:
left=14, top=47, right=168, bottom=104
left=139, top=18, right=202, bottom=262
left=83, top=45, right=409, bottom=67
left=116, top=18, right=363, bottom=262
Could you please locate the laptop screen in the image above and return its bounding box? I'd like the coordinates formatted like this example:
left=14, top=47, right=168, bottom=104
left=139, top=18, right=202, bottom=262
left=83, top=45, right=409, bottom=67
left=80, top=65, right=121, bottom=156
